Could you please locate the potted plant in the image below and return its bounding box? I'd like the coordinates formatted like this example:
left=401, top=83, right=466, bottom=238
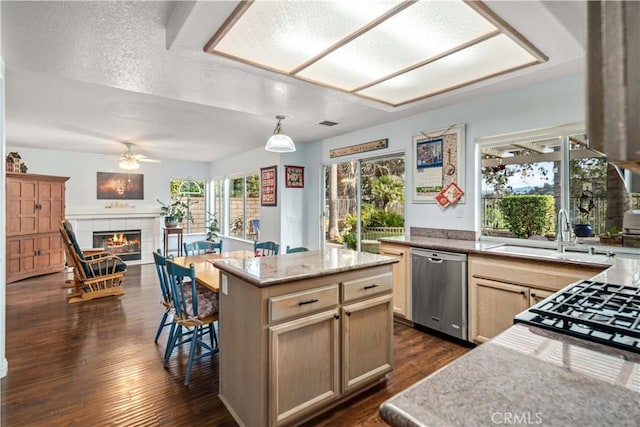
left=157, top=198, right=192, bottom=228
left=574, top=190, right=594, bottom=237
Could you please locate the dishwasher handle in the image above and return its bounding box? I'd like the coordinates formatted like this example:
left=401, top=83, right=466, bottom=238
left=427, top=257, right=444, bottom=263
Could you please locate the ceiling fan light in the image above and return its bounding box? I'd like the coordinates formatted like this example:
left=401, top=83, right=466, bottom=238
left=119, top=158, right=140, bottom=170
left=265, top=115, right=296, bottom=153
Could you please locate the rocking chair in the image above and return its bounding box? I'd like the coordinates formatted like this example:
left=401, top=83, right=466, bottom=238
left=59, top=221, right=127, bottom=303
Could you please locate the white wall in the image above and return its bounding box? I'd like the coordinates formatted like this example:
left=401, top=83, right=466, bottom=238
left=316, top=75, right=585, bottom=234
left=210, top=143, right=320, bottom=251
left=210, top=75, right=585, bottom=251
left=4, top=147, right=210, bottom=215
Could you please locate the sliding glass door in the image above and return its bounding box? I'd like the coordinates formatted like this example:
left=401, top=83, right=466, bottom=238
left=323, top=155, right=405, bottom=253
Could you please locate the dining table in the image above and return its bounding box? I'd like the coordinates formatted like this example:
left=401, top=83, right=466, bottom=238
left=171, top=250, right=254, bottom=292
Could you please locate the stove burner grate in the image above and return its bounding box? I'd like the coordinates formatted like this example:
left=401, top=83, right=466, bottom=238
left=516, top=280, right=640, bottom=353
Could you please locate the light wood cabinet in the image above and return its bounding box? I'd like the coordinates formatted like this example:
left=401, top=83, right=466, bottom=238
left=471, top=277, right=529, bottom=344
left=219, top=264, right=394, bottom=427
left=342, top=293, right=393, bottom=393
left=380, top=242, right=410, bottom=319
left=468, top=254, right=606, bottom=344
left=529, top=288, right=554, bottom=306
left=269, top=309, right=340, bottom=426
left=6, top=173, right=69, bottom=283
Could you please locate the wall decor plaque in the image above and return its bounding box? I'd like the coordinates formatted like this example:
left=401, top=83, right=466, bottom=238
left=260, top=165, right=277, bottom=206
left=412, top=124, right=465, bottom=203
left=329, top=138, right=388, bottom=158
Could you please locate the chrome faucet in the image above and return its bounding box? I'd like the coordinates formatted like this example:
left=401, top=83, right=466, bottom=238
left=556, top=209, right=571, bottom=253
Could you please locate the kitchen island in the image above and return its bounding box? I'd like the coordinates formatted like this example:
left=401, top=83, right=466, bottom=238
left=213, top=248, right=398, bottom=427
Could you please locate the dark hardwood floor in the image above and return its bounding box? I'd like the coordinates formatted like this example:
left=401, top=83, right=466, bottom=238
left=1, top=265, right=470, bottom=426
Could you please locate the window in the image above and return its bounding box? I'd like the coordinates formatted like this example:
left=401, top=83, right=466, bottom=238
left=228, top=174, right=260, bottom=240
left=169, top=178, right=206, bottom=234
left=479, top=124, right=639, bottom=247
left=211, top=178, right=224, bottom=235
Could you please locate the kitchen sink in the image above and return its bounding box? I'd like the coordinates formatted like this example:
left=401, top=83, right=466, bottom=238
left=552, top=252, right=614, bottom=265
left=486, top=245, right=557, bottom=257
left=486, top=245, right=615, bottom=265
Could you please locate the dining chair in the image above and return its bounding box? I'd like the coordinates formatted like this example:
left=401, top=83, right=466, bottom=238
left=165, top=259, right=219, bottom=385
left=152, top=249, right=174, bottom=354
left=183, top=240, right=223, bottom=256
left=286, top=246, right=309, bottom=253
left=254, top=240, right=280, bottom=256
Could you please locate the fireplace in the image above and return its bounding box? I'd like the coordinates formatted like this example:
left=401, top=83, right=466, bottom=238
left=93, top=229, right=142, bottom=261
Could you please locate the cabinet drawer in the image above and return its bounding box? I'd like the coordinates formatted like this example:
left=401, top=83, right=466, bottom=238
left=269, top=284, right=339, bottom=323
left=342, top=272, right=392, bottom=303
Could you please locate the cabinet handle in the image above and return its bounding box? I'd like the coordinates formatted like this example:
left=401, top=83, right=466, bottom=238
left=346, top=311, right=352, bottom=316
left=364, top=283, right=380, bottom=290
left=334, top=314, right=340, bottom=320
left=298, top=298, right=319, bottom=306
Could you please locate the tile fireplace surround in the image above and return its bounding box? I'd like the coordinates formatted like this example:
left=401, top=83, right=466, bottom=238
left=66, top=208, right=161, bottom=265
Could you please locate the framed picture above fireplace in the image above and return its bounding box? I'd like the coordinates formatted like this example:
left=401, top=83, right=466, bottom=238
left=97, top=172, right=144, bottom=200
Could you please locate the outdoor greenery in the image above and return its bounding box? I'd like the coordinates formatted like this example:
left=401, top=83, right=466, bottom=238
left=230, top=175, right=259, bottom=197
left=498, top=195, right=555, bottom=238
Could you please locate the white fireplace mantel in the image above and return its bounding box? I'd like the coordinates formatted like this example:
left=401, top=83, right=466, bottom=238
left=66, top=208, right=162, bottom=265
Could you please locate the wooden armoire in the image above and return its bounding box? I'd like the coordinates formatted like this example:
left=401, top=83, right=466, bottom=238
left=5, top=173, right=70, bottom=283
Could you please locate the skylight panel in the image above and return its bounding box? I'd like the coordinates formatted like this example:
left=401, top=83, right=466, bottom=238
left=210, top=0, right=403, bottom=73
left=297, top=0, right=499, bottom=91
left=356, top=34, right=540, bottom=106
left=205, top=0, right=546, bottom=107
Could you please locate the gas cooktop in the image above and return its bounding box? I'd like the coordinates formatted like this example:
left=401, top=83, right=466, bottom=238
left=515, top=280, right=640, bottom=354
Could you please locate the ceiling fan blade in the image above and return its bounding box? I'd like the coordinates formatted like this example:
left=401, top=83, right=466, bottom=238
left=139, top=158, right=161, bottom=163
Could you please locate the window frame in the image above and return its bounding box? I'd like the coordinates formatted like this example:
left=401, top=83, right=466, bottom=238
left=213, top=172, right=260, bottom=241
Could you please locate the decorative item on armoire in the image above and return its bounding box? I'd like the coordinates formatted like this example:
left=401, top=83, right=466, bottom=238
left=5, top=152, right=24, bottom=173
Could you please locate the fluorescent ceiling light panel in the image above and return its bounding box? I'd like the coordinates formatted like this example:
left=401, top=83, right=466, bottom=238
left=358, top=34, right=539, bottom=105
left=297, top=1, right=499, bottom=91
left=205, top=0, right=546, bottom=107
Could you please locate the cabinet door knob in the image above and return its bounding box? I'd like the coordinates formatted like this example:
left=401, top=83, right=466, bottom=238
left=333, top=314, right=340, bottom=320
left=531, top=293, right=537, bottom=298
left=520, top=290, right=526, bottom=296
left=346, top=311, right=352, bottom=316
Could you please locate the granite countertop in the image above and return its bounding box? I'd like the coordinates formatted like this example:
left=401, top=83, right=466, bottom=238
left=380, top=235, right=640, bottom=288
left=212, top=247, right=397, bottom=287
left=380, top=323, right=640, bottom=427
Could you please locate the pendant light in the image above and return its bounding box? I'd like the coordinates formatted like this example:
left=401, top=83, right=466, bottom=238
left=265, top=115, right=295, bottom=153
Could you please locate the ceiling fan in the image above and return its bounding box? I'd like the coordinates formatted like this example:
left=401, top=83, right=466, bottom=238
left=118, top=142, right=160, bottom=170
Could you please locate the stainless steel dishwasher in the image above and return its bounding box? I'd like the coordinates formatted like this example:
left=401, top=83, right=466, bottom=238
left=411, top=248, right=467, bottom=340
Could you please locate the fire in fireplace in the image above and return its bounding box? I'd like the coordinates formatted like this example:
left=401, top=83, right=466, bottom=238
left=93, top=229, right=142, bottom=261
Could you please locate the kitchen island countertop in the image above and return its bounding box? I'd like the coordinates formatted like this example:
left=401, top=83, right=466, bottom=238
left=380, top=323, right=640, bottom=427
left=213, top=247, right=398, bottom=287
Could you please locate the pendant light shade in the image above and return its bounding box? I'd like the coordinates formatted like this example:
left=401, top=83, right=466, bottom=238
left=265, top=115, right=295, bottom=153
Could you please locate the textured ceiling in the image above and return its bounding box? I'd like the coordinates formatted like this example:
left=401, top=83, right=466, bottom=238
left=1, top=1, right=586, bottom=163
